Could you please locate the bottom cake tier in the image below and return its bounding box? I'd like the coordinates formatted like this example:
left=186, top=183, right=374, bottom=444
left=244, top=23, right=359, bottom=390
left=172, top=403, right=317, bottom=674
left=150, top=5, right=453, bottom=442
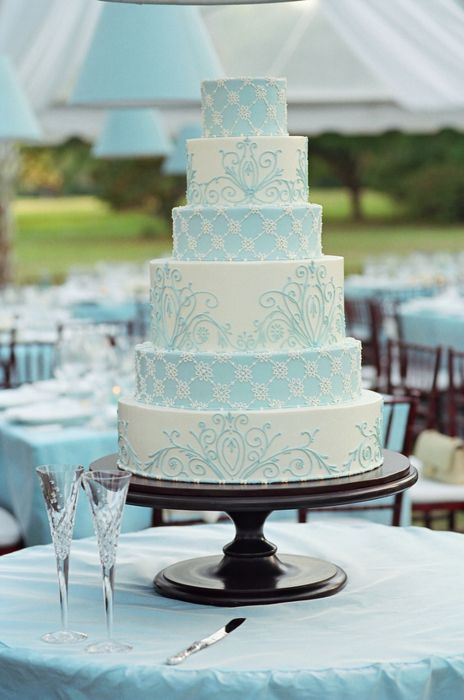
left=117, top=390, right=383, bottom=484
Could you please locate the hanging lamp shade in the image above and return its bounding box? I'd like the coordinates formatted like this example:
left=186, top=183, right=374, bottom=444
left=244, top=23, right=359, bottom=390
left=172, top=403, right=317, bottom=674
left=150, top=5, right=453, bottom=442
left=71, top=4, right=223, bottom=107
left=0, top=55, right=41, bottom=142
left=93, top=109, right=172, bottom=159
left=162, top=124, right=201, bottom=175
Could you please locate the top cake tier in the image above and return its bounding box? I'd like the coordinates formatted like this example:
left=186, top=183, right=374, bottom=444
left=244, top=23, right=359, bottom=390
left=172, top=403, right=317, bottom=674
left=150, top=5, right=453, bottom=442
left=202, top=78, right=287, bottom=138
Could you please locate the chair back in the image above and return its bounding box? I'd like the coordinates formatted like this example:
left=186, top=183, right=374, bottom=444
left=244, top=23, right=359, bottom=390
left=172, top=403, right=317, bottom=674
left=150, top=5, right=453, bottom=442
left=448, top=347, right=464, bottom=437
left=382, top=395, right=417, bottom=455
left=9, top=329, right=58, bottom=387
left=387, top=339, right=442, bottom=438
left=345, top=298, right=383, bottom=381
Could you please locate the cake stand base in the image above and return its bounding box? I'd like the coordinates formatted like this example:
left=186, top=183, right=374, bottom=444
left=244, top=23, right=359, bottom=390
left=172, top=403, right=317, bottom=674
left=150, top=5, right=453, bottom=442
left=91, top=450, right=417, bottom=606
left=155, top=508, right=346, bottom=605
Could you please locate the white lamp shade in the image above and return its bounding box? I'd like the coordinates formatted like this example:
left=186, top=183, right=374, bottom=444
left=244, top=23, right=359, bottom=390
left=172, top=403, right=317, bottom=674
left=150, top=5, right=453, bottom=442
left=71, top=4, right=223, bottom=107
left=93, top=109, right=172, bottom=159
left=162, top=123, right=201, bottom=175
left=0, top=55, right=41, bottom=142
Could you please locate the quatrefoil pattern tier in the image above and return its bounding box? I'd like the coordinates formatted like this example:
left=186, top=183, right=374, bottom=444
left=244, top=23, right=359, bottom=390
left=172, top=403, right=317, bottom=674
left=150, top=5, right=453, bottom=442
left=134, top=339, right=361, bottom=411
left=202, top=78, right=287, bottom=138
left=172, top=204, right=322, bottom=261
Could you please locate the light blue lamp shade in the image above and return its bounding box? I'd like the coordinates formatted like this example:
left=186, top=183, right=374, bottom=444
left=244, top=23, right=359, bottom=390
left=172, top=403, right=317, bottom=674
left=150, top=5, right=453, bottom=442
left=0, top=56, right=41, bottom=142
left=71, top=5, right=223, bottom=107
left=92, top=109, right=172, bottom=159
left=162, top=124, right=201, bottom=175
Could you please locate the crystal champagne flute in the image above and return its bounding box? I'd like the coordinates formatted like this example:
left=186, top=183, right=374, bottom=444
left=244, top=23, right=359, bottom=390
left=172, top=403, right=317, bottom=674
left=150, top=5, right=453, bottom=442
left=83, top=470, right=132, bottom=654
left=36, top=464, right=87, bottom=644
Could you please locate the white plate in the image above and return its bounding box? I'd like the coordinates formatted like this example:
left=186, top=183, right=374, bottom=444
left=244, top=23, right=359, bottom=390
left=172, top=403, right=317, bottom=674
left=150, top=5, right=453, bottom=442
left=0, top=388, right=45, bottom=410
left=5, top=400, right=94, bottom=426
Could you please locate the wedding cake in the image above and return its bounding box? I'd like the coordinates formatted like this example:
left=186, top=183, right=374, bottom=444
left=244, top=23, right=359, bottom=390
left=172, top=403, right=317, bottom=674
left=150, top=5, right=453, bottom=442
left=118, top=77, right=383, bottom=484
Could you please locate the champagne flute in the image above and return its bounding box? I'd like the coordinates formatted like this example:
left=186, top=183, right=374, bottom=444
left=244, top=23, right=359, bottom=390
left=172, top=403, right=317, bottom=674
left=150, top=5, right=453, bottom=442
left=83, top=470, right=132, bottom=654
left=36, top=464, right=87, bottom=644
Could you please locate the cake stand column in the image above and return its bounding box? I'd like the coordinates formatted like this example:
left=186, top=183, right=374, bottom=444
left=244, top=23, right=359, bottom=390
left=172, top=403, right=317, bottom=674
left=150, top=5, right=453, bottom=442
left=154, top=507, right=347, bottom=606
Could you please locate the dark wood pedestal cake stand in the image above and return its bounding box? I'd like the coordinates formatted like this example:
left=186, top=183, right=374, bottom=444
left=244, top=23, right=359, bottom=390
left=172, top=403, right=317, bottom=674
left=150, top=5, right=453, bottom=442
left=90, top=450, right=417, bottom=607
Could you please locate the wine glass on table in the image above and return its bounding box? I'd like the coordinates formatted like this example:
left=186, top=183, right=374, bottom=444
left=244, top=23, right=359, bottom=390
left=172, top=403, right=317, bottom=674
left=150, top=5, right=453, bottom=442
left=82, top=470, right=132, bottom=654
left=36, top=464, right=87, bottom=644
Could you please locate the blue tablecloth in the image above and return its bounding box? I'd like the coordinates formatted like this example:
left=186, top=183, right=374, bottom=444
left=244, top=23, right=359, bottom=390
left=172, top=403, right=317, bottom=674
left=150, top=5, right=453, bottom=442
left=398, top=305, right=464, bottom=351
left=0, top=522, right=463, bottom=700
left=0, top=420, right=152, bottom=546
left=345, top=278, right=439, bottom=306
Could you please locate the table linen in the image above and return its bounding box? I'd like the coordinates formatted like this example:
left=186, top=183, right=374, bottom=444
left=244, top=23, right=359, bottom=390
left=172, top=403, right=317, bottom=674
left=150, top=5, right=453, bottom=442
left=0, top=522, right=463, bottom=700
left=0, top=419, right=152, bottom=546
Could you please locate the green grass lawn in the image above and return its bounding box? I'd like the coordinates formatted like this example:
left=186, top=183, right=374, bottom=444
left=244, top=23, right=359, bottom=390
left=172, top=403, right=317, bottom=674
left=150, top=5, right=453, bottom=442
left=12, top=191, right=464, bottom=282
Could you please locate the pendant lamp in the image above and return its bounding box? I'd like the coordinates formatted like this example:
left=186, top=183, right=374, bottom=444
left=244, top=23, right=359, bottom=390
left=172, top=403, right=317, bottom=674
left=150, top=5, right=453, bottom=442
left=0, top=55, right=41, bottom=142
left=162, top=124, right=201, bottom=175
left=93, top=109, right=172, bottom=159
left=71, top=4, right=223, bottom=107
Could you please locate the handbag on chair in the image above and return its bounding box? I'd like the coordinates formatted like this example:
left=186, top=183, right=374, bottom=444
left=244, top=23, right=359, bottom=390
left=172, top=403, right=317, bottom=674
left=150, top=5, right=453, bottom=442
left=413, top=430, right=464, bottom=484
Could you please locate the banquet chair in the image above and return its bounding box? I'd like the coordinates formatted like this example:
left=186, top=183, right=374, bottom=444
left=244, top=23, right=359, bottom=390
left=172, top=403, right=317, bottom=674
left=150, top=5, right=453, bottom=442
left=0, top=331, right=15, bottom=388
left=345, top=298, right=383, bottom=389
left=0, top=507, right=22, bottom=555
left=408, top=347, right=464, bottom=530
left=9, top=330, right=58, bottom=387
left=386, top=339, right=442, bottom=441
left=298, top=395, right=417, bottom=527
left=447, top=347, right=464, bottom=437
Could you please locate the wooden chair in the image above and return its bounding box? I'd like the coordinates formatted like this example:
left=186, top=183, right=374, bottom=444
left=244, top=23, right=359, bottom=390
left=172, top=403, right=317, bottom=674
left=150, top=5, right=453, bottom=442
left=298, top=395, right=417, bottom=527
left=409, top=347, right=464, bottom=530
left=386, top=339, right=442, bottom=441
left=345, top=298, right=383, bottom=389
left=9, top=329, right=58, bottom=387
left=0, top=507, right=22, bottom=555
left=0, top=330, right=15, bottom=388
left=447, top=347, right=464, bottom=437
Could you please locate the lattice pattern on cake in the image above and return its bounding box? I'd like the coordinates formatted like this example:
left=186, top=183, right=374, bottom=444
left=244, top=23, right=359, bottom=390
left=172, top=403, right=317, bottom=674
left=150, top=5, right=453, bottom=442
left=202, top=78, right=287, bottom=138
left=172, top=204, right=321, bottom=261
left=134, top=340, right=361, bottom=410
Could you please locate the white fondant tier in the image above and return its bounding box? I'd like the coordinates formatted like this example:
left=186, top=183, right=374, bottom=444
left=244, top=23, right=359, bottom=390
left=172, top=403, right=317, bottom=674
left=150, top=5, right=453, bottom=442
left=201, top=78, right=287, bottom=138
left=172, top=204, right=322, bottom=261
left=118, top=390, right=383, bottom=484
left=134, top=338, right=361, bottom=410
left=149, top=257, right=344, bottom=352
left=186, top=136, right=308, bottom=206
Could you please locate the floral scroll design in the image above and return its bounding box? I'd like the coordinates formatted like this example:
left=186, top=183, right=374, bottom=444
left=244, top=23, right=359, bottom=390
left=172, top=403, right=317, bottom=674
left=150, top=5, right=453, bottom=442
left=140, top=413, right=337, bottom=482
left=343, top=418, right=383, bottom=471
left=187, top=138, right=308, bottom=206
left=253, top=262, right=344, bottom=349
left=151, top=264, right=232, bottom=351
left=118, top=419, right=143, bottom=472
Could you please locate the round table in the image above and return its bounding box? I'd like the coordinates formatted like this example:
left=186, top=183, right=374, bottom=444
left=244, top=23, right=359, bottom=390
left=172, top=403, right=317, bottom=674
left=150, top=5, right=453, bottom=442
left=1, top=522, right=464, bottom=700
left=91, top=451, right=417, bottom=606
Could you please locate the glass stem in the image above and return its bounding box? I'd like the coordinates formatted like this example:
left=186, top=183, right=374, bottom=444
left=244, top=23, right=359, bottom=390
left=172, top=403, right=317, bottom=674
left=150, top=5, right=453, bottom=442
left=57, top=556, right=69, bottom=632
left=103, top=565, right=115, bottom=641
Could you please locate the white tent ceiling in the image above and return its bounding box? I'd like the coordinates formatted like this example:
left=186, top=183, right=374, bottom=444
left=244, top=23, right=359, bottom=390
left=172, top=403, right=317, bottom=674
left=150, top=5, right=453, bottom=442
left=1, top=0, right=464, bottom=140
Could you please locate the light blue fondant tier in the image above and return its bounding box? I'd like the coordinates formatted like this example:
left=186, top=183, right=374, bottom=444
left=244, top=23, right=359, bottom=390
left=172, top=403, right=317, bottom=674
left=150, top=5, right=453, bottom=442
left=134, top=339, right=361, bottom=410
left=186, top=136, right=308, bottom=206
left=172, top=204, right=322, bottom=261
left=201, top=78, right=287, bottom=138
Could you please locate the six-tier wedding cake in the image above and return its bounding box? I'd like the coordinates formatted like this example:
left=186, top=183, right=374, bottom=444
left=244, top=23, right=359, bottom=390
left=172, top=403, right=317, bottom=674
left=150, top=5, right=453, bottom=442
left=118, top=77, right=383, bottom=484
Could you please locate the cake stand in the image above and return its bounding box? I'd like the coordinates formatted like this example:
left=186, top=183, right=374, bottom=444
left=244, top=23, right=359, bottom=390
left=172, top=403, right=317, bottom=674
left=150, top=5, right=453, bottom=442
left=90, top=450, right=417, bottom=606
